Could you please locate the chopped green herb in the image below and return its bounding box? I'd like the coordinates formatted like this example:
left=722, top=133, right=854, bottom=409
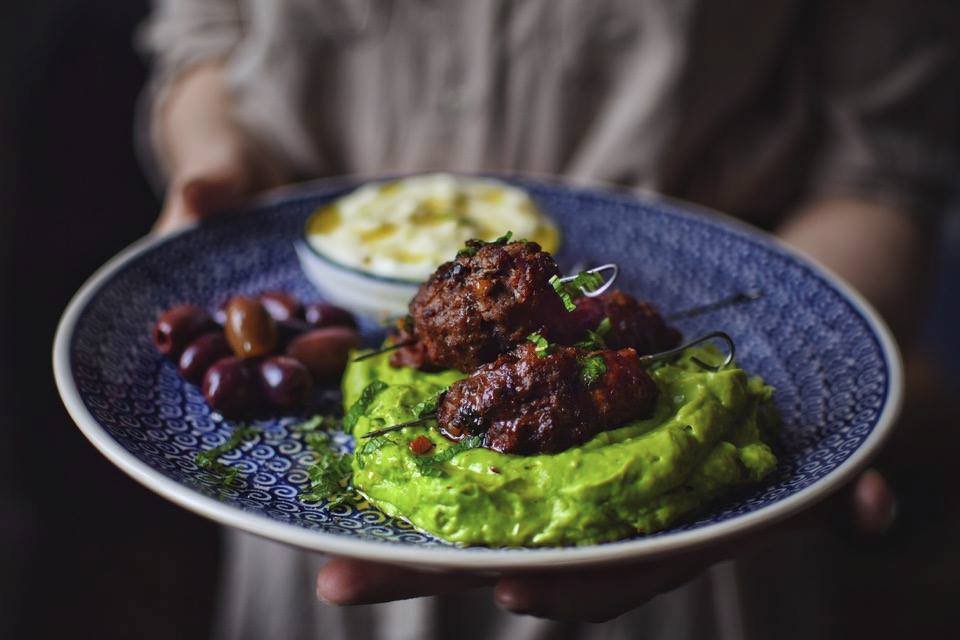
left=526, top=331, right=554, bottom=357
left=304, top=431, right=330, bottom=450
left=355, top=436, right=397, bottom=470
left=300, top=436, right=355, bottom=504
left=325, top=493, right=356, bottom=508
left=575, top=317, right=613, bottom=351
left=579, top=354, right=608, bottom=387
left=550, top=271, right=605, bottom=312
left=596, top=316, right=612, bottom=335
left=194, top=425, right=261, bottom=485
left=411, top=390, right=443, bottom=419
left=342, top=380, right=389, bottom=434
left=412, top=435, right=484, bottom=477
left=456, top=231, right=514, bottom=258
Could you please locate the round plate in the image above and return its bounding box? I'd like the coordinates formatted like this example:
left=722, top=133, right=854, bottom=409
left=52, top=175, right=902, bottom=571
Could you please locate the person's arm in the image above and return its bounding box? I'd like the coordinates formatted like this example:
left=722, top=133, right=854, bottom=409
left=783, top=0, right=956, bottom=337
left=777, top=195, right=937, bottom=341
left=153, top=62, right=285, bottom=234
left=138, top=0, right=288, bottom=235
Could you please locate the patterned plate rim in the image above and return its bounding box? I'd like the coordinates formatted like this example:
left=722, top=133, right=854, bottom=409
left=52, top=175, right=903, bottom=571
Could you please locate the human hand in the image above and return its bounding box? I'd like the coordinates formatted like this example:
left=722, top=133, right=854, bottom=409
left=315, top=468, right=895, bottom=622
left=153, top=136, right=268, bottom=235
left=152, top=63, right=285, bottom=236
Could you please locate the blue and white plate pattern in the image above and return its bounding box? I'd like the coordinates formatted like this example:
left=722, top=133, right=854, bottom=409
left=53, top=175, right=902, bottom=570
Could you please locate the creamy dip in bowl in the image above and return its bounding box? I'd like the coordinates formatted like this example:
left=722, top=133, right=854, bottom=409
left=297, top=173, right=559, bottom=318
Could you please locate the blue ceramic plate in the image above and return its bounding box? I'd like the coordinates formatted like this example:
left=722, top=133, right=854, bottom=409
left=52, top=175, right=902, bottom=571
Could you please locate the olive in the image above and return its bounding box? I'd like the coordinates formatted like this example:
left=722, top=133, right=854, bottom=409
left=259, top=291, right=303, bottom=322
left=224, top=295, right=278, bottom=358
left=275, top=318, right=312, bottom=350
left=303, top=302, right=357, bottom=329
left=178, top=332, right=232, bottom=384
left=153, top=304, right=218, bottom=359
left=258, top=356, right=313, bottom=409
left=202, top=356, right=261, bottom=417
left=285, top=327, right=361, bottom=382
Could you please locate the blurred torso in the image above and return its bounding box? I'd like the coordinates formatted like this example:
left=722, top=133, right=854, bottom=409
left=228, top=0, right=810, bottom=226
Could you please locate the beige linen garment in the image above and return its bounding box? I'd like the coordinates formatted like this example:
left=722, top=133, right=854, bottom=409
left=138, top=1, right=957, bottom=639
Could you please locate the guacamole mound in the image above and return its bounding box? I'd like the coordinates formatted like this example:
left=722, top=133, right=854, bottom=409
left=343, top=347, right=778, bottom=547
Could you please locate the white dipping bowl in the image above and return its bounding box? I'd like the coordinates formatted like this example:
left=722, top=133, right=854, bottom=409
left=293, top=173, right=561, bottom=320
left=294, top=240, right=418, bottom=320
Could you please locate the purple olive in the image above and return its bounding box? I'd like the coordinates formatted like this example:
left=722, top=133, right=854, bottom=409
left=303, top=302, right=357, bottom=329
left=224, top=295, right=278, bottom=358
left=178, top=332, right=232, bottom=384
left=153, top=304, right=218, bottom=359
left=275, top=318, right=312, bottom=350
left=202, top=356, right=261, bottom=417
left=258, top=356, right=313, bottom=409
left=259, top=291, right=303, bottom=322
left=285, top=327, right=361, bottom=382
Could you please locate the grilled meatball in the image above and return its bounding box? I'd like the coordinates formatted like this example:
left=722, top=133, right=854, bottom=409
left=392, top=240, right=567, bottom=372
left=437, top=342, right=658, bottom=455
left=393, top=289, right=680, bottom=371
left=560, top=291, right=682, bottom=354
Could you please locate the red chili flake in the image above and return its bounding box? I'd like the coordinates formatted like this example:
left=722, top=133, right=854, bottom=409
left=408, top=435, right=435, bottom=455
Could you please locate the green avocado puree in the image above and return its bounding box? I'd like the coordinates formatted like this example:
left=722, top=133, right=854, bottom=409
left=343, top=347, right=778, bottom=547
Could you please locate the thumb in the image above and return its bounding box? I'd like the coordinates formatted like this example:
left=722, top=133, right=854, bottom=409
left=181, top=171, right=249, bottom=220
left=154, top=164, right=252, bottom=236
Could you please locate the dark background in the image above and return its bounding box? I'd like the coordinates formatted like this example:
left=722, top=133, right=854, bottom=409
left=0, top=2, right=957, bottom=638
left=0, top=2, right=217, bottom=638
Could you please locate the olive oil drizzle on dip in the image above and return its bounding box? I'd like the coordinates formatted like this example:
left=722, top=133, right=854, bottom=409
left=342, top=347, right=778, bottom=547
left=306, top=174, right=560, bottom=283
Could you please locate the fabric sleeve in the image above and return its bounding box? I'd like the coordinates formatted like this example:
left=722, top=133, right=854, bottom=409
left=133, top=0, right=245, bottom=189
left=807, top=0, right=960, bottom=216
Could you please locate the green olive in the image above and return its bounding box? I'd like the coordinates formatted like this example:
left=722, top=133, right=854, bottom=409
left=224, top=295, right=278, bottom=358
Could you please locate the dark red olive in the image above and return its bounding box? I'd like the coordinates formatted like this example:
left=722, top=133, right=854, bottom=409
left=224, top=295, right=278, bottom=358
left=286, top=327, right=361, bottom=382
left=275, top=318, right=312, bottom=350
left=258, top=356, right=313, bottom=409
left=153, top=304, right=218, bottom=359
left=259, top=291, right=303, bottom=322
left=178, top=332, right=232, bottom=384
left=303, top=302, right=357, bottom=329
left=202, top=356, right=261, bottom=417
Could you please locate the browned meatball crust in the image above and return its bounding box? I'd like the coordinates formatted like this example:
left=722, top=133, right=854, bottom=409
left=563, top=291, right=682, bottom=354
left=392, top=240, right=567, bottom=372
left=436, top=342, right=658, bottom=455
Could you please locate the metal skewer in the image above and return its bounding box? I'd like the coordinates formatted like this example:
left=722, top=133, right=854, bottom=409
left=361, top=415, right=436, bottom=439
left=637, top=331, right=735, bottom=371
left=557, top=263, right=619, bottom=297
left=351, top=339, right=418, bottom=362
left=665, top=290, right=762, bottom=322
